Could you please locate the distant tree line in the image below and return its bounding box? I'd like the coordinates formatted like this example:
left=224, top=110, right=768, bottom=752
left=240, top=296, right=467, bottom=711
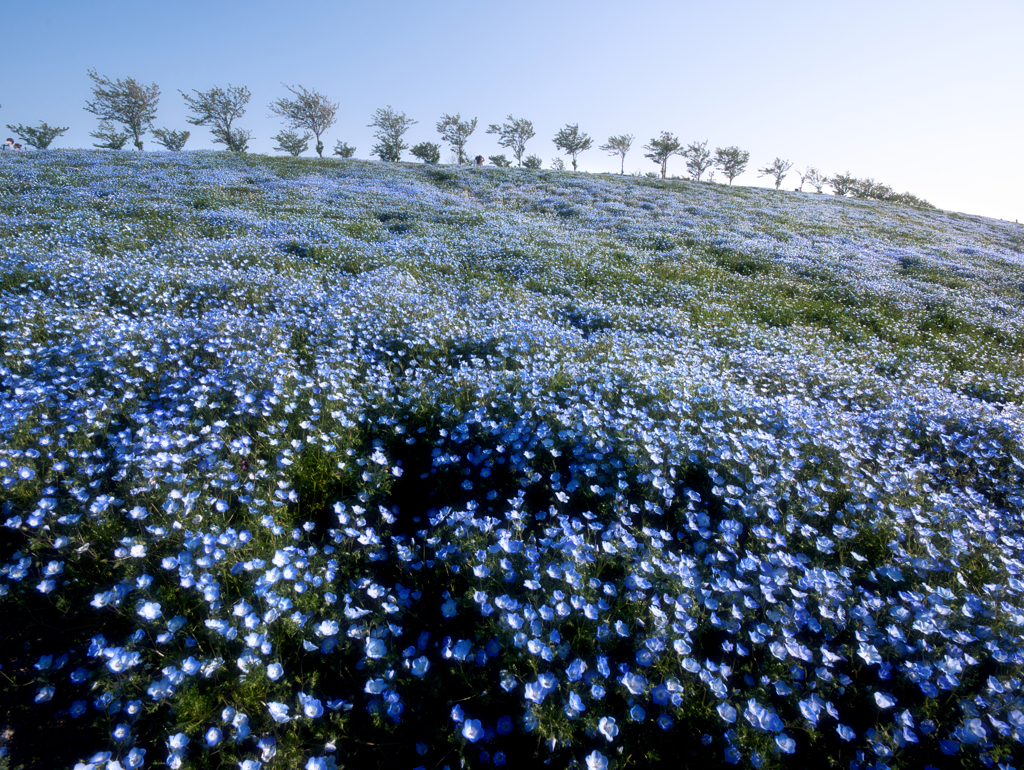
left=0, top=70, right=932, bottom=208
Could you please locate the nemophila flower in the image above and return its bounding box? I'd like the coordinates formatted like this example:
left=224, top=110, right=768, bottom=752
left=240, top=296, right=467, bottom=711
left=206, top=727, right=222, bottom=746
left=34, top=686, right=54, bottom=703
left=258, top=736, right=277, bottom=761
left=461, top=719, right=483, bottom=742
left=874, top=692, right=897, bottom=709
left=299, top=692, right=324, bottom=719
left=268, top=702, right=290, bottom=722
left=598, top=716, right=618, bottom=741
left=238, top=761, right=262, bottom=770
left=267, top=662, right=284, bottom=680
left=775, top=734, right=796, bottom=754
left=137, top=601, right=162, bottom=621
left=629, top=705, right=646, bottom=721
left=125, top=748, right=145, bottom=769
left=365, top=638, right=386, bottom=659
left=410, top=656, right=430, bottom=676
left=585, top=751, right=608, bottom=770
left=717, top=703, right=738, bottom=723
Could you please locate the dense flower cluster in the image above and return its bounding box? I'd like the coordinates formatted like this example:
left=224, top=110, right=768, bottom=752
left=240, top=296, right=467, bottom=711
left=0, top=150, right=1022, bottom=769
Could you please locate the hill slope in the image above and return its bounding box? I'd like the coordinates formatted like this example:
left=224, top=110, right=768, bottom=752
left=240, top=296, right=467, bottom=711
left=1, top=151, right=1023, bottom=769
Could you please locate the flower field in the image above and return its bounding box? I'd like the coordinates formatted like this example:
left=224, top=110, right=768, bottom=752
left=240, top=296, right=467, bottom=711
left=1, top=149, right=1023, bottom=770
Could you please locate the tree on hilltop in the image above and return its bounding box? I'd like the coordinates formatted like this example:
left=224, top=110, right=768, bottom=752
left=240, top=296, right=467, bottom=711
left=181, top=84, right=252, bottom=152
left=600, top=134, right=634, bottom=174
left=151, top=128, right=190, bottom=151
left=436, top=113, right=477, bottom=164
left=486, top=115, right=535, bottom=167
left=804, top=166, right=828, bottom=193
left=333, top=141, right=356, bottom=158
left=683, top=139, right=713, bottom=181
left=90, top=121, right=130, bottom=150
left=274, top=129, right=311, bottom=157
left=553, top=124, right=593, bottom=171
left=84, top=69, right=160, bottom=151
left=829, top=171, right=856, bottom=196
left=5, top=122, right=68, bottom=150
left=643, top=131, right=681, bottom=178
left=270, top=84, right=338, bottom=158
left=758, top=157, right=793, bottom=190
left=411, top=142, right=441, bottom=164
left=714, top=146, right=749, bottom=185
left=369, top=106, right=417, bottom=162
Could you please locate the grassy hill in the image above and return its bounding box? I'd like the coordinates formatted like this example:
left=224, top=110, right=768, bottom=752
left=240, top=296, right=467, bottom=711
left=1, top=150, right=1022, bottom=769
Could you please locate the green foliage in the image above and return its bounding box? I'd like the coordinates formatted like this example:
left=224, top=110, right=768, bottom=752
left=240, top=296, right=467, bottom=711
left=436, top=113, right=477, bottom=164
left=757, top=156, right=793, bottom=189
left=488, top=154, right=511, bottom=168
left=269, top=84, right=338, bottom=158
left=486, top=115, right=535, bottom=166
left=829, top=171, right=856, bottom=196
left=151, top=127, right=190, bottom=151
left=714, top=146, right=749, bottom=185
left=84, top=69, right=159, bottom=151
left=410, top=141, right=441, bottom=164
left=522, top=154, right=543, bottom=170
left=89, top=120, right=130, bottom=150
left=552, top=123, right=593, bottom=171
left=332, top=141, right=356, bottom=159
left=804, top=166, right=828, bottom=193
left=273, top=129, right=311, bottom=157
left=550, top=157, right=566, bottom=171
left=643, top=131, right=681, bottom=178
left=181, top=84, right=252, bottom=152
left=4, top=122, right=69, bottom=150
left=368, top=105, right=417, bottom=162
left=683, top=139, right=712, bottom=181
left=600, top=133, right=634, bottom=174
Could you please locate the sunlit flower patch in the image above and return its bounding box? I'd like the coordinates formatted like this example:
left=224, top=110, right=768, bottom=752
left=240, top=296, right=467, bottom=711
left=1, top=149, right=1022, bottom=769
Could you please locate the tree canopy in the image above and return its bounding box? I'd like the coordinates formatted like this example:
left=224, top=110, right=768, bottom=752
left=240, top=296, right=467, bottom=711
left=84, top=69, right=160, bottom=151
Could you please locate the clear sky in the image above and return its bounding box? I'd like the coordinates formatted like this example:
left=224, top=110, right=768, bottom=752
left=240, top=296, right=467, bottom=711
left=2, top=0, right=1021, bottom=221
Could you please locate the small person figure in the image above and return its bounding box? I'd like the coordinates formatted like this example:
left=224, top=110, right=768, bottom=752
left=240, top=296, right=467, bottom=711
left=475, top=155, right=484, bottom=167
left=12, top=143, right=21, bottom=150
left=2, top=138, right=12, bottom=151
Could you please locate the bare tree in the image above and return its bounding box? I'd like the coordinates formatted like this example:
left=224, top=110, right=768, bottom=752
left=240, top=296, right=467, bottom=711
left=600, top=134, right=634, bottom=174
left=436, top=113, right=477, bottom=164
left=270, top=84, right=338, bottom=158
left=552, top=124, right=593, bottom=171
left=181, top=84, right=252, bottom=152
left=758, top=157, right=794, bottom=190
left=84, top=69, right=160, bottom=151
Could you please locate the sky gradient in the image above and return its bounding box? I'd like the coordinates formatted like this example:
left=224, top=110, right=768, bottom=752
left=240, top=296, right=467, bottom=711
left=2, top=0, right=1021, bottom=221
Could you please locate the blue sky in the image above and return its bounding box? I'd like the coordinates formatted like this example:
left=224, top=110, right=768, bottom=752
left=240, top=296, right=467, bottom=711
left=3, top=0, right=1021, bottom=221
